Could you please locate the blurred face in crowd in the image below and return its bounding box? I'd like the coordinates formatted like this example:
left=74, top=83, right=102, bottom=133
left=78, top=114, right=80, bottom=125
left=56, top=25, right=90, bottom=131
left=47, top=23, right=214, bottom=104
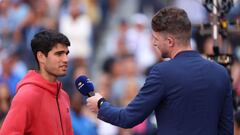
left=38, top=43, right=69, bottom=81
left=123, top=56, right=137, bottom=76
left=1, top=55, right=16, bottom=76
left=152, top=31, right=171, bottom=58
left=0, top=84, right=10, bottom=112
left=69, top=0, right=80, bottom=18
left=0, top=0, right=9, bottom=13
left=34, top=0, right=47, bottom=16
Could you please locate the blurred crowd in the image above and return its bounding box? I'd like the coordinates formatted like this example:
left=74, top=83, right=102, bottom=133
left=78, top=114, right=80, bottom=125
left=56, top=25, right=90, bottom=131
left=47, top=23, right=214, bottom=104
left=0, top=0, right=240, bottom=135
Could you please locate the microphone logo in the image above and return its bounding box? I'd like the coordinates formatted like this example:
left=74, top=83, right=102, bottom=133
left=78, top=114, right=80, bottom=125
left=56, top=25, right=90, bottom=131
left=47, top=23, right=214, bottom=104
left=77, top=82, right=84, bottom=90
left=87, top=78, right=92, bottom=84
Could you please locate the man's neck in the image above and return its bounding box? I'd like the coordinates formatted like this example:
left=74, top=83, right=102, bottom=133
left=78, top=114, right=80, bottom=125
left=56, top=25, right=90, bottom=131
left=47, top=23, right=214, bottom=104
left=37, top=70, right=57, bottom=83
left=170, top=45, right=192, bottom=58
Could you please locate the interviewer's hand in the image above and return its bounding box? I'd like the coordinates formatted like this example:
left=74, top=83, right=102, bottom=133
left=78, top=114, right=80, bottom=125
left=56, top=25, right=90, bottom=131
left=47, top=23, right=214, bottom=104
left=86, top=93, right=103, bottom=113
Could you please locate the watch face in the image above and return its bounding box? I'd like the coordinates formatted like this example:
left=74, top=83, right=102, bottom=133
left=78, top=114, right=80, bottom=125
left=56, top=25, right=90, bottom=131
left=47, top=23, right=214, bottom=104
left=98, top=98, right=106, bottom=109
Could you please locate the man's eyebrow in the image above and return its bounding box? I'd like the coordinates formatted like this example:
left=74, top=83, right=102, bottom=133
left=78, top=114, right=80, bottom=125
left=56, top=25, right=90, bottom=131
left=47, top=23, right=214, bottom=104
left=55, top=50, right=69, bottom=55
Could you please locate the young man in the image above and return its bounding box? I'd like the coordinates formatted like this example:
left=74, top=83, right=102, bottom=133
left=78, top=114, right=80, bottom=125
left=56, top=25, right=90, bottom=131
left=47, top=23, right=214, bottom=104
left=0, top=30, right=74, bottom=135
left=86, top=7, right=233, bottom=135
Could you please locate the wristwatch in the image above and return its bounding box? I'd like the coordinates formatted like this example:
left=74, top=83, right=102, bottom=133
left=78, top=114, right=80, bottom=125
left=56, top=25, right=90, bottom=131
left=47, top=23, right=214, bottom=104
left=98, top=98, right=106, bottom=109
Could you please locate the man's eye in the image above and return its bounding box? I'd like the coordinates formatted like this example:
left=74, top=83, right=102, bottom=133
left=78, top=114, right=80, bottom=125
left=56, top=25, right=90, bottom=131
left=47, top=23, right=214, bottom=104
left=55, top=53, right=63, bottom=56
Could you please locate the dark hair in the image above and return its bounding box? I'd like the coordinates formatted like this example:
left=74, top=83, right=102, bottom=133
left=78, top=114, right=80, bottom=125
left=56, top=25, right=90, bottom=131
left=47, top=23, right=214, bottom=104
left=31, top=30, right=70, bottom=67
left=151, top=7, right=192, bottom=43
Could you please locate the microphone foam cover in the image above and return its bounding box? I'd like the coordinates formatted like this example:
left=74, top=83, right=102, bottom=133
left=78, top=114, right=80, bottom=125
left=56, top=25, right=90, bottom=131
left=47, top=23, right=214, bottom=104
left=75, top=75, right=94, bottom=96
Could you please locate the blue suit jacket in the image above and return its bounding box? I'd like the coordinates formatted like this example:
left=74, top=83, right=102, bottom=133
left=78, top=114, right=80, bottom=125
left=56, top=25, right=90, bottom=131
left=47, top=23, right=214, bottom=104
left=98, top=51, right=233, bottom=135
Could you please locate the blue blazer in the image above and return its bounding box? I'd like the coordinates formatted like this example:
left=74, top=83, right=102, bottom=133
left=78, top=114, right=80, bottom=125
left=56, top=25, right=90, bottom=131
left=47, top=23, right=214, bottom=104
left=98, top=51, right=233, bottom=135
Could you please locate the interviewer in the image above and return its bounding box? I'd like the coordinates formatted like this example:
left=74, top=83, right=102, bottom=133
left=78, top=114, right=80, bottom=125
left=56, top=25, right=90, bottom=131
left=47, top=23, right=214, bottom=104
left=87, top=7, right=233, bottom=135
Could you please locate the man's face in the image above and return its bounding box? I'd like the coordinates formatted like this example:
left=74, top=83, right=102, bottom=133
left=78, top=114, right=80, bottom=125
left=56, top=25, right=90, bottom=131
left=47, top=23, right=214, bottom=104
left=41, top=43, right=69, bottom=78
left=152, top=31, right=170, bottom=58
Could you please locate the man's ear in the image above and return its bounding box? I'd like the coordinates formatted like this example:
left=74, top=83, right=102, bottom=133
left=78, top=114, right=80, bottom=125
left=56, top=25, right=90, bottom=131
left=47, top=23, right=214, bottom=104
left=37, top=51, right=46, bottom=64
left=167, top=35, right=175, bottom=47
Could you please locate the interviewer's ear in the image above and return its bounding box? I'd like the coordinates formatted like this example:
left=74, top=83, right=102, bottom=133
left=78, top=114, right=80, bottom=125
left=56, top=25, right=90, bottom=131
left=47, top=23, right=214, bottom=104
left=167, top=35, right=175, bottom=47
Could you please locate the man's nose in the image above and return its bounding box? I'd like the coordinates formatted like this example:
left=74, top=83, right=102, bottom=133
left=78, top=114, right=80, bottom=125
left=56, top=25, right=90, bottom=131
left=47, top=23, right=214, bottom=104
left=62, top=54, right=68, bottom=62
